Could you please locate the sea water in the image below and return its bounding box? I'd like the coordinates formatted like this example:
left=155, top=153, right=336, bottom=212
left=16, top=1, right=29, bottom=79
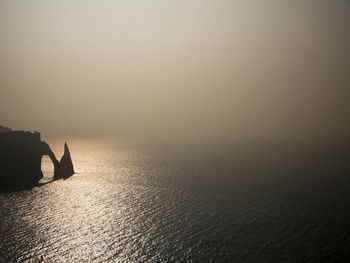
left=1, top=138, right=349, bottom=262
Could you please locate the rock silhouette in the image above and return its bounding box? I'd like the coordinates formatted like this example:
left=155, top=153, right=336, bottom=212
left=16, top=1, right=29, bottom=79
left=0, top=128, right=75, bottom=189
left=56, top=142, right=75, bottom=179
left=0, top=125, right=11, bottom=134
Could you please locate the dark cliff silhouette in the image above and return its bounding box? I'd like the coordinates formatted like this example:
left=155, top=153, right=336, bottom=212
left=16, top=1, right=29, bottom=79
left=0, top=125, right=12, bottom=134
left=0, top=129, right=75, bottom=189
left=56, top=142, right=75, bottom=179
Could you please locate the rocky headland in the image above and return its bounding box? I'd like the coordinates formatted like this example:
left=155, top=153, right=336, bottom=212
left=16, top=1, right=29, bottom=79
left=0, top=127, right=74, bottom=189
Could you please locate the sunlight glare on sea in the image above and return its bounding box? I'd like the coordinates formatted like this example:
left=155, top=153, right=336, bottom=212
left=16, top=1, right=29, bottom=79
left=1, top=138, right=350, bottom=262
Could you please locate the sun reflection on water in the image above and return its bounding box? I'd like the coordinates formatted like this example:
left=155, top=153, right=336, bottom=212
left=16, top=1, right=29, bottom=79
left=2, top=138, right=350, bottom=262
left=31, top=138, right=142, bottom=261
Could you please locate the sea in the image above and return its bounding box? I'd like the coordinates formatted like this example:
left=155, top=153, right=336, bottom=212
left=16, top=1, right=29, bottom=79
left=0, top=138, right=349, bottom=262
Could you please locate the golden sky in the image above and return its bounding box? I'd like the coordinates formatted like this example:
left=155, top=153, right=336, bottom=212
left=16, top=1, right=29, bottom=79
left=1, top=0, right=349, bottom=143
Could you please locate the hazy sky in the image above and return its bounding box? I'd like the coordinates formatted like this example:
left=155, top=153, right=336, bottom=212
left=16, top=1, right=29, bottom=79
left=1, top=0, right=349, bottom=143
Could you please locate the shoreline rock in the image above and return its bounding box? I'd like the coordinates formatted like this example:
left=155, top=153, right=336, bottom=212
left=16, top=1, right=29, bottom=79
left=0, top=129, right=75, bottom=189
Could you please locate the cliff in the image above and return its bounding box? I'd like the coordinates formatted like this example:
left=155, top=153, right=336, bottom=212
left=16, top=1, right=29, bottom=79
left=0, top=125, right=12, bottom=134
left=0, top=130, right=75, bottom=189
left=57, top=142, right=75, bottom=179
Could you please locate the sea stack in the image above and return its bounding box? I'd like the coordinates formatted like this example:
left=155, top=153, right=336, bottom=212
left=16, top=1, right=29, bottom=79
left=58, top=142, right=75, bottom=179
left=0, top=127, right=76, bottom=189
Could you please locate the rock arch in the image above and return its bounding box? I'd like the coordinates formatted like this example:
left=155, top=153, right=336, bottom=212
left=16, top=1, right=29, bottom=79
left=0, top=131, right=75, bottom=188
left=41, top=141, right=60, bottom=178
left=40, top=141, right=75, bottom=180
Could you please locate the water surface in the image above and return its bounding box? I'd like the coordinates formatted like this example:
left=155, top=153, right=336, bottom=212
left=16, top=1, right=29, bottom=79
left=1, top=138, right=350, bottom=262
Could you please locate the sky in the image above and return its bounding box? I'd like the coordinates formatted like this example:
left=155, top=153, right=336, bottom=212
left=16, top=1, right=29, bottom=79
left=1, top=0, right=349, bottom=143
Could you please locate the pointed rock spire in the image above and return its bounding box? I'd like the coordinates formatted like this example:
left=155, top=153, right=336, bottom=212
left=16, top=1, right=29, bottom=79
left=59, top=142, right=75, bottom=178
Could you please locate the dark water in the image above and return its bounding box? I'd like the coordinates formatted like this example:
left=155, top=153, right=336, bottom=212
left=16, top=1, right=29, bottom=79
left=1, top=139, right=350, bottom=262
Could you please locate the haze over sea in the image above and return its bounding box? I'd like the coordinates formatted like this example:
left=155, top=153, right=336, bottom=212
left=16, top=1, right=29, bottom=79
left=0, top=137, right=349, bottom=262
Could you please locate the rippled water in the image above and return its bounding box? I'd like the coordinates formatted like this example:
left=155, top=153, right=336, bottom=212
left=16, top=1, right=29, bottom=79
left=1, top=138, right=350, bottom=262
